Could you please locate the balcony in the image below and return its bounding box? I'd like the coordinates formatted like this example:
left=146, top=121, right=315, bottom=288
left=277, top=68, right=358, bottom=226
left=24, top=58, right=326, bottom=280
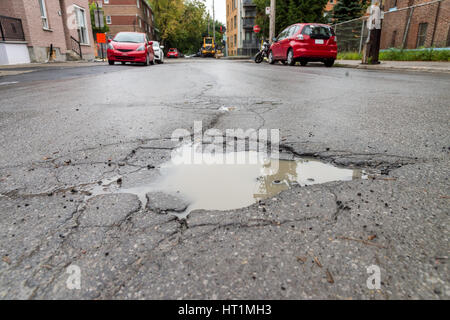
left=242, top=39, right=258, bottom=49
left=243, top=0, right=256, bottom=7
left=242, top=17, right=255, bottom=29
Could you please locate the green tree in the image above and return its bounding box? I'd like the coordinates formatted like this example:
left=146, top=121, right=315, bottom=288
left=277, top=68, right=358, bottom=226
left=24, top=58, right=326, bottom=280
left=253, top=0, right=328, bottom=39
left=149, top=0, right=184, bottom=46
left=149, top=0, right=220, bottom=54
left=331, top=0, right=365, bottom=23
left=331, top=0, right=366, bottom=51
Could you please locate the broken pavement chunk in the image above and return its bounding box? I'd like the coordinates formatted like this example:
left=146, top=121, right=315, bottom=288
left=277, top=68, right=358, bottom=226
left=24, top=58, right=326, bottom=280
left=146, top=192, right=190, bottom=214
left=80, top=193, right=141, bottom=227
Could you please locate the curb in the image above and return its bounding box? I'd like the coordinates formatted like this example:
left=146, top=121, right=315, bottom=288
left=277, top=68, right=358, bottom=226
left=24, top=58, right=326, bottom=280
left=0, top=60, right=104, bottom=71
left=222, top=56, right=252, bottom=60
left=334, top=62, right=450, bottom=74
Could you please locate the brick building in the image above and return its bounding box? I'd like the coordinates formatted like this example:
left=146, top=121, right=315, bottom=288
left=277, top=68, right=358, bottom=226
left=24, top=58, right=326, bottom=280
left=326, top=0, right=338, bottom=12
left=90, top=0, right=155, bottom=40
left=226, top=0, right=239, bottom=56
left=0, top=0, right=95, bottom=64
left=226, top=0, right=259, bottom=56
left=381, top=0, right=450, bottom=49
left=324, top=0, right=338, bottom=21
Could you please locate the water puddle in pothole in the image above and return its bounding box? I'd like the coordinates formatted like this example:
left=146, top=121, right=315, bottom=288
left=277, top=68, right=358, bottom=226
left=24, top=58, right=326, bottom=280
left=87, top=144, right=367, bottom=218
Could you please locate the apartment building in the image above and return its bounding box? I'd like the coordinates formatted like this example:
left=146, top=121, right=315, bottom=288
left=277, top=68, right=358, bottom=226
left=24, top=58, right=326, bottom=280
left=324, top=0, right=338, bottom=21
left=90, top=0, right=155, bottom=40
left=325, top=0, right=338, bottom=12
left=226, top=0, right=259, bottom=56
left=0, top=0, right=95, bottom=64
left=381, top=0, right=450, bottom=49
left=226, top=0, right=239, bottom=56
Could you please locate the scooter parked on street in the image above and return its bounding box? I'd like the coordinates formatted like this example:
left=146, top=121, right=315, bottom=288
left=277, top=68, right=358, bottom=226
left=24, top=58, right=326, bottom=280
left=254, top=40, right=270, bottom=64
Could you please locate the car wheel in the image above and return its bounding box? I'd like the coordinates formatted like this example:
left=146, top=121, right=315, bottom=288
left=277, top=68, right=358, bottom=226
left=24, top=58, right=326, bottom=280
left=287, top=49, right=295, bottom=66
left=108, top=60, right=114, bottom=65
left=300, top=59, right=308, bottom=66
left=324, top=59, right=335, bottom=67
left=268, top=51, right=275, bottom=64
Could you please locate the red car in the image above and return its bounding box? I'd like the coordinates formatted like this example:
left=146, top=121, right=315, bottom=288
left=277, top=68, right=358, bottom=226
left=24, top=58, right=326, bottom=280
left=167, top=48, right=179, bottom=58
left=107, top=32, right=155, bottom=66
left=268, top=23, right=337, bottom=67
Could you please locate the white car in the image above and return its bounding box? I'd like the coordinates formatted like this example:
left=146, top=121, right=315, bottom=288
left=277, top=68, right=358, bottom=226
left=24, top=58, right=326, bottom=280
left=152, top=41, right=164, bottom=64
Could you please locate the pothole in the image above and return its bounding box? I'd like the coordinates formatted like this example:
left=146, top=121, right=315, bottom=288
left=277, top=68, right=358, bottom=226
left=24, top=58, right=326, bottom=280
left=87, top=144, right=367, bottom=218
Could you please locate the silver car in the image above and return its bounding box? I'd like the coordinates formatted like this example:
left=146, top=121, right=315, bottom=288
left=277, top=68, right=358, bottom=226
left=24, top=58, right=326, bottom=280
left=152, top=41, right=164, bottom=64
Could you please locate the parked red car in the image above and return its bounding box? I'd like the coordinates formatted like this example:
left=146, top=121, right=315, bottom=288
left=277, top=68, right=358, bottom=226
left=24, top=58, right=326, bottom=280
left=107, top=32, right=155, bottom=66
left=268, top=23, right=337, bottom=67
left=167, top=48, right=179, bottom=58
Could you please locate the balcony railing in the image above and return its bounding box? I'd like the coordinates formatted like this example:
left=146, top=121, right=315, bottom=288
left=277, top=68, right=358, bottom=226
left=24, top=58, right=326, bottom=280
left=243, top=0, right=256, bottom=7
left=0, top=15, right=25, bottom=42
left=242, top=18, right=255, bottom=29
left=242, top=39, right=259, bottom=49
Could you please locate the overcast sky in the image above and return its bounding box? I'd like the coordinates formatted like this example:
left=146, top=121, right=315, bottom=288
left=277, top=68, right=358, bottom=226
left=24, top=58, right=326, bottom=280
left=204, top=0, right=226, bottom=24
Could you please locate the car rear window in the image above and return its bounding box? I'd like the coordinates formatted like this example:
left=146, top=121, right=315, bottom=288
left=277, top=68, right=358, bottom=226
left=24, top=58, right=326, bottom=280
left=302, top=25, right=333, bottom=39
left=113, top=33, right=145, bottom=43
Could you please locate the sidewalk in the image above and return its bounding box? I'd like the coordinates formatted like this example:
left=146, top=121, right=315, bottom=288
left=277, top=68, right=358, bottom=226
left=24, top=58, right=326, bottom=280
left=0, top=60, right=106, bottom=77
left=222, top=55, right=252, bottom=60
left=336, top=59, right=450, bottom=74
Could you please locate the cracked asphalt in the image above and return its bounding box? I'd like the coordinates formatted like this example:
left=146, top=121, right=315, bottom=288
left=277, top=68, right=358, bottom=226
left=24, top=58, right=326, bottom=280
left=0, top=59, right=449, bottom=299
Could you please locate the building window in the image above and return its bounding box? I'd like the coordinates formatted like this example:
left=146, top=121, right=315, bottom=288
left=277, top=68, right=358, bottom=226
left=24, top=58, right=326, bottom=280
left=416, top=23, right=428, bottom=48
left=74, top=6, right=89, bottom=44
left=38, top=0, right=49, bottom=29
left=104, top=0, right=109, bottom=3
left=139, top=18, right=142, bottom=29
left=106, top=15, right=111, bottom=24
left=137, top=0, right=140, bottom=9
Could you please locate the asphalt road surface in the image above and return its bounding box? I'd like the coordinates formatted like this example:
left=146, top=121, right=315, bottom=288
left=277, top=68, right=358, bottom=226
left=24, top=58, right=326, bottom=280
left=0, top=59, right=448, bottom=299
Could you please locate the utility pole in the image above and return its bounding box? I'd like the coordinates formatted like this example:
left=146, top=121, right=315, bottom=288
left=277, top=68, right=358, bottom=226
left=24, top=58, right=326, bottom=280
left=213, top=0, right=215, bottom=54
left=269, top=0, right=276, bottom=43
left=95, top=1, right=104, bottom=60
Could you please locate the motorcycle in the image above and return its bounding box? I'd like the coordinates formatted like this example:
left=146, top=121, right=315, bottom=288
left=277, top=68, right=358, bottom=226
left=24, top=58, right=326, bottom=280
left=254, top=40, right=270, bottom=64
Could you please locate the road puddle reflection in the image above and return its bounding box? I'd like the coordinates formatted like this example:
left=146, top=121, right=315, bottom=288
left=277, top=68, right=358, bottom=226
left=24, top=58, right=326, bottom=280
left=88, top=145, right=366, bottom=217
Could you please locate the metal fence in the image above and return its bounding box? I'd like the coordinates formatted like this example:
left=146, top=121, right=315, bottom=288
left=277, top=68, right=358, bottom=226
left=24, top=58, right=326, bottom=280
left=332, top=0, right=450, bottom=53
left=0, top=15, right=25, bottom=42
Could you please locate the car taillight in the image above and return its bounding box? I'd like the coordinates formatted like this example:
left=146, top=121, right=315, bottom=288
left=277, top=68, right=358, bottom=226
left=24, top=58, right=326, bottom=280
left=296, top=34, right=304, bottom=41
